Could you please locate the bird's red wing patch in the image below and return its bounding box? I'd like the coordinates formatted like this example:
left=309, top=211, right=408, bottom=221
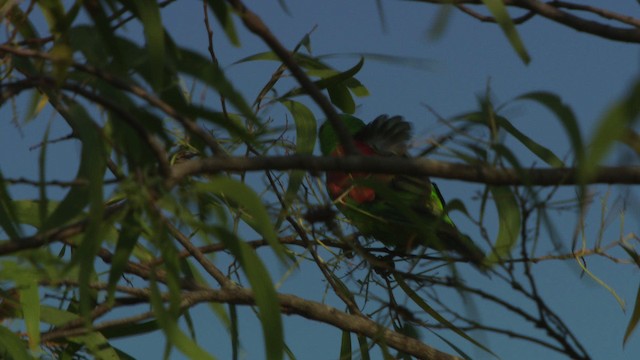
left=326, top=143, right=377, bottom=204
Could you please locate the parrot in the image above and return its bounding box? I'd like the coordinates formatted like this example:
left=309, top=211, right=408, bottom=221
left=318, top=114, right=485, bottom=266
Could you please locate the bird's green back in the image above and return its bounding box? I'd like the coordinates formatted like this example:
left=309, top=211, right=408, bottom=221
left=318, top=114, right=366, bottom=155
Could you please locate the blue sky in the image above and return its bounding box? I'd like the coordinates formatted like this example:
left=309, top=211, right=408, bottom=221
left=2, top=1, right=640, bottom=359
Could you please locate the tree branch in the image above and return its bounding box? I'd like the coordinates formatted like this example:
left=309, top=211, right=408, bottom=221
left=418, top=0, right=640, bottom=43
left=169, top=155, right=640, bottom=186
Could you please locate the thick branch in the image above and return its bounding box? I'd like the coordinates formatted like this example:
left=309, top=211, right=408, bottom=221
left=169, top=155, right=640, bottom=186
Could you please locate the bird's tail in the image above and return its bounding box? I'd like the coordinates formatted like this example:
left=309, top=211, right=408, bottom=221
left=436, top=225, right=486, bottom=269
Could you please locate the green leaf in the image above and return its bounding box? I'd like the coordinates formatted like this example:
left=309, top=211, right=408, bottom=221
left=624, top=283, right=640, bottom=345
left=42, top=103, right=106, bottom=231
left=40, top=306, right=120, bottom=359
left=280, top=57, right=365, bottom=104
left=340, top=331, right=352, bottom=360
left=196, top=178, right=288, bottom=263
left=0, top=326, right=31, bottom=360
left=494, top=116, right=564, bottom=167
left=328, top=84, right=356, bottom=114
left=480, top=0, right=530, bottom=63
left=4, top=5, right=40, bottom=41
left=177, top=48, right=258, bottom=125
left=207, top=0, right=240, bottom=46
left=82, top=1, right=125, bottom=71
left=230, top=304, right=239, bottom=360
left=277, top=101, right=317, bottom=227
left=516, top=92, right=583, bottom=165
left=486, top=186, right=520, bottom=263
left=428, top=329, right=473, bottom=360
left=575, top=258, right=625, bottom=310
left=106, top=209, right=142, bottom=303
left=0, top=171, right=22, bottom=240
left=356, top=334, right=371, bottom=360
left=215, top=230, right=283, bottom=360
left=133, top=0, right=165, bottom=89
left=38, top=123, right=51, bottom=232
left=19, top=278, right=40, bottom=350
left=427, top=5, right=454, bottom=40
left=394, top=274, right=494, bottom=355
left=579, top=80, right=640, bottom=181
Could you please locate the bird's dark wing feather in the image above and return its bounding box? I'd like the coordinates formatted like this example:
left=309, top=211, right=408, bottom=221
left=354, top=115, right=412, bottom=156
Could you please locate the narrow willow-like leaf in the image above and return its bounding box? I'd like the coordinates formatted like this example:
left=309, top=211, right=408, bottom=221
left=36, top=0, right=67, bottom=34
left=4, top=4, right=39, bottom=40
left=428, top=4, right=454, bottom=40
left=356, top=334, right=371, bottom=360
left=207, top=0, right=240, bottom=46
left=278, top=101, right=317, bottom=227
left=215, top=230, right=283, bottom=360
left=196, top=178, right=288, bottom=263
left=0, top=326, right=31, bottom=360
left=575, top=257, right=625, bottom=309
left=579, top=80, right=640, bottom=181
left=38, top=123, right=51, bottom=232
left=234, top=51, right=330, bottom=70
left=53, top=103, right=107, bottom=317
left=149, top=277, right=216, bottom=360
left=230, top=304, right=239, bottom=360
left=81, top=1, right=125, bottom=70
left=485, top=186, right=520, bottom=263
left=106, top=209, right=141, bottom=303
left=239, top=240, right=283, bottom=360
left=495, top=116, right=564, bottom=167
left=177, top=48, right=258, bottom=125
left=42, top=104, right=104, bottom=231
left=428, top=329, right=473, bottom=360
left=19, top=279, right=40, bottom=350
left=480, top=0, right=530, bottom=63
left=516, top=92, right=583, bottom=164
left=0, top=171, right=22, bottom=240
left=624, top=283, right=640, bottom=345
left=340, top=330, right=352, bottom=360
left=40, top=306, right=120, bottom=359
left=394, top=274, right=494, bottom=355
left=328, top=84, right=356, bottom=114
left=280, top=57, right=365, bottom=102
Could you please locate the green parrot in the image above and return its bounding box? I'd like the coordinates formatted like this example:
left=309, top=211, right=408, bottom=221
left=319, top=114, right=485, bottom=266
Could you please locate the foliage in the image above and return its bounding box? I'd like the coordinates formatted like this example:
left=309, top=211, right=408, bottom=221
left=0, top=1, right=639, bottom=359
